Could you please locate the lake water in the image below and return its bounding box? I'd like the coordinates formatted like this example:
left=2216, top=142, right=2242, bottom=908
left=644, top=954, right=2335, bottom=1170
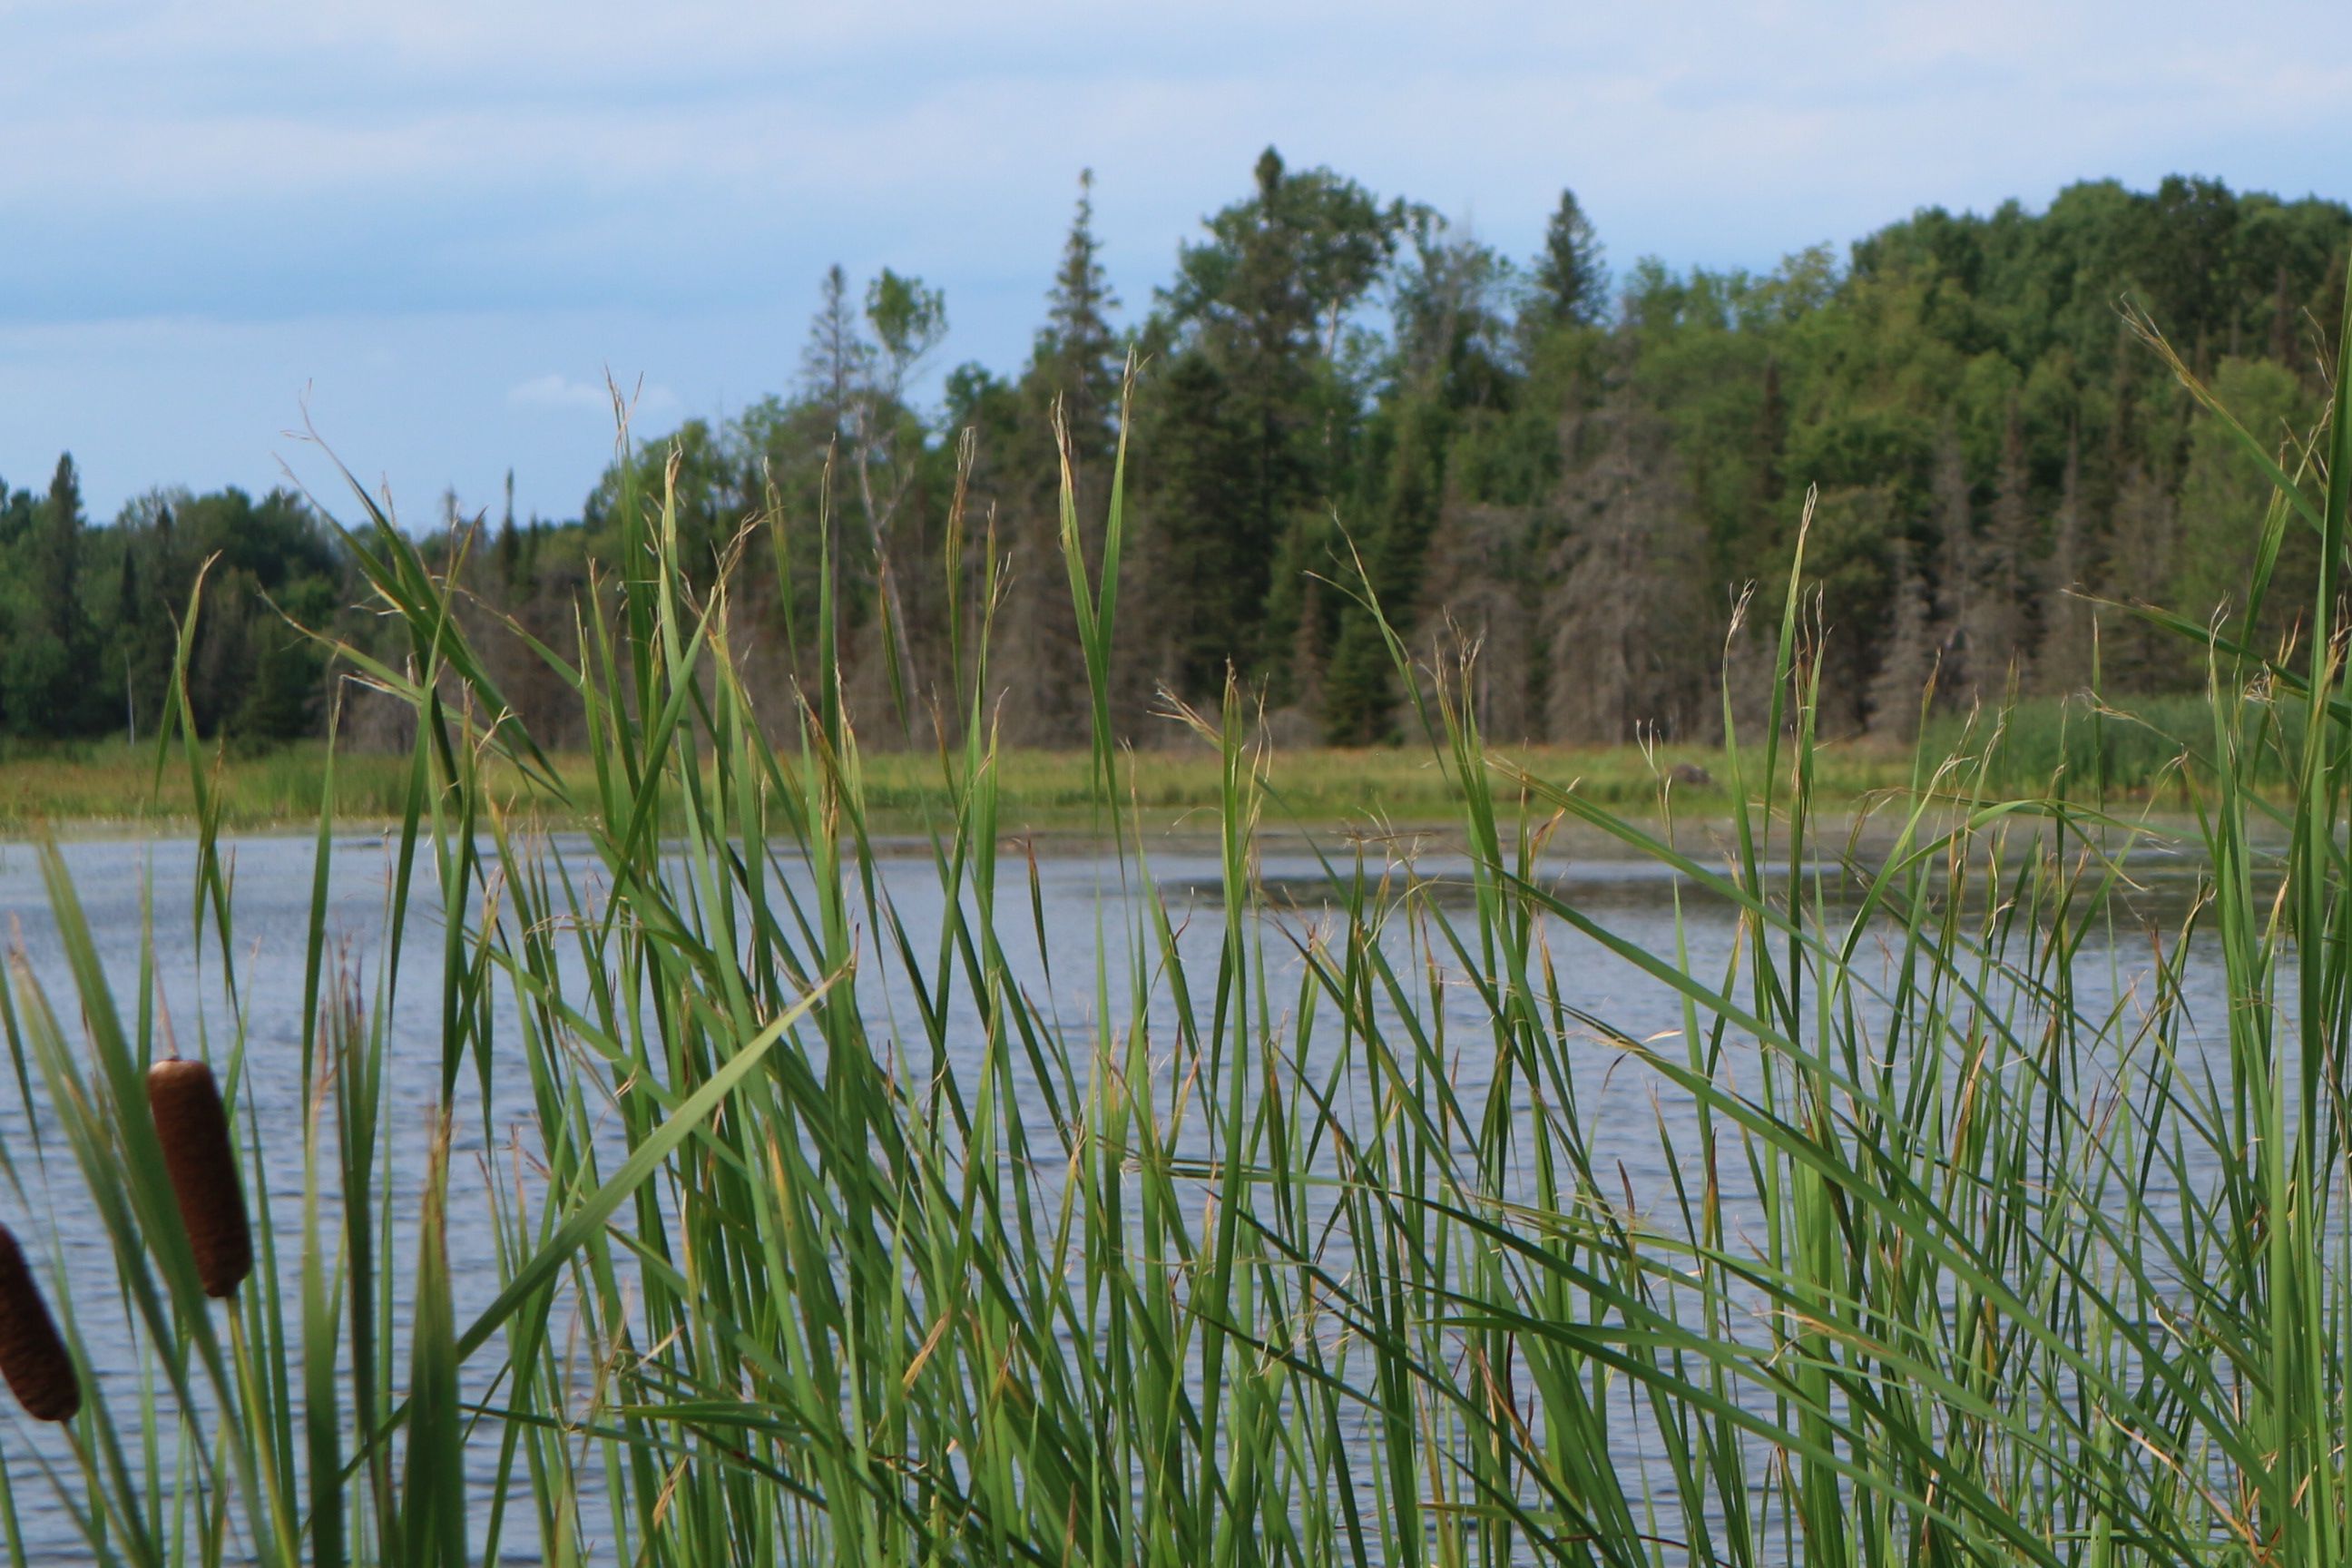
left=0, top=827, right=2236, bottom=1563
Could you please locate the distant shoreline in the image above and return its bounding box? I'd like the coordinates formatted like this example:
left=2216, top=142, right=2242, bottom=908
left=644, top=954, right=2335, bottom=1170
left=0, top=736, right=2205, bottom=840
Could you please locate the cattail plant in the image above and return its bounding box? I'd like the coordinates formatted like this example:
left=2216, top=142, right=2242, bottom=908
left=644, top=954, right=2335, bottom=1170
left=147, top=1057, right=251, bottom=1298
left=0, top=1223, right=78, bottom=1422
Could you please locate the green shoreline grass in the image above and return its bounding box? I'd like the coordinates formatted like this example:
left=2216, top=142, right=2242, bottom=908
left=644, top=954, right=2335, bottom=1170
left=0, top=714, right=2227, bottom=835
left=0, top=737, right=1870, bottom=833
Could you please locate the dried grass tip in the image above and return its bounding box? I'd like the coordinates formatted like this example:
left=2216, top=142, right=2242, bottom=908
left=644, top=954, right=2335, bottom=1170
left=0, top=1223, right=79, bottom=1422
left=147, top=1058, right=253, bottom=1298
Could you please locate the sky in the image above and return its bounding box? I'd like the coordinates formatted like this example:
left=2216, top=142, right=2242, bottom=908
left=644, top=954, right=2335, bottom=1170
left=5, top=0, right=2350, bottom=527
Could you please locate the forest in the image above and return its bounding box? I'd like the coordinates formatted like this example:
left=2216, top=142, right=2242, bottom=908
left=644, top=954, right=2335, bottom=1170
left=3, top=156, right=2346, bottom=752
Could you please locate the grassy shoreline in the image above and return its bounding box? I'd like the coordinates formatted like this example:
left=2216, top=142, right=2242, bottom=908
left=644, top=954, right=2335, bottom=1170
left=0, top=720, right=2216, bottom=836
left=0, top=736, right=1854, bottom=832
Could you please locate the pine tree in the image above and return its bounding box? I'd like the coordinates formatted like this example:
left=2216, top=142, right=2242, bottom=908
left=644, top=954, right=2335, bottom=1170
left=34, top=454, right=86, bottom=642
left=1036, top=169, right=1123, bottom=466
left=497, top=468, right=522, bottom=586
left=122, top=506, right=183, bottom=741
left=112, top=546, right=142, bottom=739
left=788, top=264, right=945, bottom=705
left=495, top=519, right=522, bottom=586
left=1158, top=147, right=1400, bottom=691
left=1148, top=352, right=1257, bottom=702
left=1323, top=387, right=1451, bottom=741
left=799, top=264, right=875, bottom=441
left=991, top=172, right=1130, bottom=746
left=236, top=627, right=320, bottom=742
left=1, top=454, right=98, bottom=736
left=1531, top=188, right=1608, bottom=329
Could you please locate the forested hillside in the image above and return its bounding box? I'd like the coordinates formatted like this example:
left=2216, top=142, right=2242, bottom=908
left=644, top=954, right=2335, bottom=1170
left=5, top=159, right=2346, bottom=750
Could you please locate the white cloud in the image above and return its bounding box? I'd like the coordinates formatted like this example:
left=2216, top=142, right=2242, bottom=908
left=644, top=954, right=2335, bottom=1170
left=508, top=373, right=681, bottom=422
left=507, top=373, right=618, bottom=412
left=5, top=0, right=2350, bottom=523
left=6, top=4, right=2347, bottom=325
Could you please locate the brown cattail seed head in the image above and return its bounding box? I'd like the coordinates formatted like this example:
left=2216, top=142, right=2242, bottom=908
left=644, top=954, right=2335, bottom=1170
left=0, top=1223, right=79, bottom=1422
left=147, top=1058, right=252, bottom=1298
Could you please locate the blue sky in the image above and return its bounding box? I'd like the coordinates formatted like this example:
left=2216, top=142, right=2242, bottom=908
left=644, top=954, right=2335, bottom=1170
left=5, top=0, right=2349, bottom=525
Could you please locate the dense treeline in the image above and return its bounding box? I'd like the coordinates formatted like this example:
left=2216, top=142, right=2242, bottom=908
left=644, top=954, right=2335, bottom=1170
left=4, top=160, right=2346, bottom=750
left=0, top=471, right=345, bottom=745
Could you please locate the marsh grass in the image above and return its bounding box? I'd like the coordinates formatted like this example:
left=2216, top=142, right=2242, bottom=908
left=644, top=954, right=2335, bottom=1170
left=0, top=738, right=1916, bottom=836
left=0, top=289, right=2345, bottom=1568
left=1918, top=691, right=2305, bottom=800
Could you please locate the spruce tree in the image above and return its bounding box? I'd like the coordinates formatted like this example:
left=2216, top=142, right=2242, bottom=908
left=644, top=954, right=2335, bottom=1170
left=1532, top=189, right=1608, bottom=329
left=236, top=625, right=321, bottom=743
left=995, top=172, right=1128, bottom=745
left=111, top=546, right=142, bottom=739
left=799, top=263, right=873, bottom=436
left=34, top=454, right=86, bottom=643
left=1157, top=147, right=1398, bottom=702
left=1, top=454, right=98, bottom=735
left=1149, top=352, right=1257, bottom=702
left=1036, top=169, right=1123, bottom=465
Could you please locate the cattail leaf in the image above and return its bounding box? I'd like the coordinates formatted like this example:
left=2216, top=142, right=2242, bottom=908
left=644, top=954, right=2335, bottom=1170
left=452, top=965, right=841, bottom=1364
